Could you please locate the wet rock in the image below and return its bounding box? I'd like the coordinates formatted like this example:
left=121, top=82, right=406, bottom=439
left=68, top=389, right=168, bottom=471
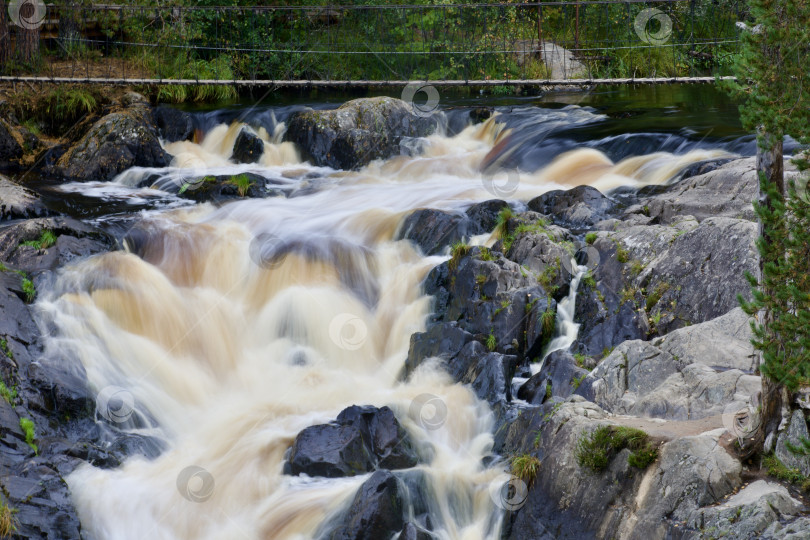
left=469, top=107, right=494, bottom=124
left=403, top=322, right=474, bottom=378
left=0, top=176, right=52, bottom=220
left=56, top=102, right=171, bottom=181
left=448, top=341, right=517, bottom=404
left=232, top=129, right=265, bottom=164
left=398, top=522, right=434, bottom=540
left=517, top=351, right=589, bottom=404
left=528, top=185, right=615, bottom=230
left=284, top=97, right=439, bottom=170
left=286, top=405, right=417, bottom=478
left=152, top=105, right=194, bottom=143
left=171, top=172, right=279, bottom=203
left=774, top=409, right=810, bottom=477
left=397, top=209, right=469, bottom=256
left=578, top=309, right=760, bottom=420
left=465, top=199, right=510, bottom=233
left=0, top=119, right=24, bottom=167
left=0, top=217, right=115, bottom=274
left=686, top=480, right=805, bottom=540
left=328, top=470, right=405, bottom=540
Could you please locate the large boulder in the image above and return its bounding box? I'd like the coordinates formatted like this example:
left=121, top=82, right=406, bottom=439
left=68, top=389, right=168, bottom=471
left=578, top=308, right=760, bottom=420
left=528, top=185, right=616, bottom=230
left=286, top=405, right=418, bottom=478
left=284, top=97, right=438, bottom=170
left=152, top=105, right=194, bottom=143
left=56, top=100, right=171, bottom=181
left=0, top=176, right=52, bottom=221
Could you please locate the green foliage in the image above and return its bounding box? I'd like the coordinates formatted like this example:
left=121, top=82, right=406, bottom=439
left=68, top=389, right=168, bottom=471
left=21, top=277, right=35, bottom=303
left=763, top=454, right=810, bottom=492
left=585, top=232, right=598, bottom=245
left=449, top=241, right=470, bottom=272
left=227, top=173, right=255, bottom=197
left=19, top=418, right=37, bottom=454
left=572, top=374, right=586, bottom=390
left=545, top=381, right=552, bottom=400
left=486, top=329, right=497, bottom=352
left=537, top=259, right=560, bottom=296
left=601, top=346, right=614, bottom=358
left=616, top=244, right=630, bottom=263
left=576, top=425, right=658, bottom=473
left=540, top=307, right=556, bottom=348
left=629, top=259, right=646, bottom=278
left=645, top=282, right=670, bottom=311
left=478, top=247, right=495, bottom=262
left=511, top=454, right=541, bottom=485
left=574, top=353, right=587, bottom=368
left=21, top=230, right=57, bottom=250
left=495, top=207, right=515, bottom=249
left=739, top=175, right=810, bottom=391
left=0, top=496, right=17, bottom=538
left=0, top=339, right=12, bottom=360
left=0, top=382, right=17, bottom=404
left=581, top=271, right=597, bottom=289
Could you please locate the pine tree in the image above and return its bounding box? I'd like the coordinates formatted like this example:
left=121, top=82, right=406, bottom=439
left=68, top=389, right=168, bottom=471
left=727, top=0, right=810, bottom=456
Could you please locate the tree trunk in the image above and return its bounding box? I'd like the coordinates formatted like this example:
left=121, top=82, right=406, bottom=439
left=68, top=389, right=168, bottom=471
left=0, top=1, right=10, bottom=68
left=739, top=130, right=789, bottom=459
left=17, top=26, right=39, bottom=63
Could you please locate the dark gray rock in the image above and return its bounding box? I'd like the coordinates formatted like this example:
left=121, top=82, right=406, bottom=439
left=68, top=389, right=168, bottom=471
left=328, top=470, right=405, bottom=540
left=397, top=209, right=468, bottom=256
left=465, top=199, right=510, bottom=233
left=56, top=102, right=171, bottom=181
left=232, top=129, right=264, bottom=164
left=448, top=341, right=517, bottom=404
left=171, top=172, right=277, bottom=203
left=0, top=119, right=24, bottom=167
left=284, top=97, right=438, bottom=170
left=286, top=405, right=417, bottom=478
left=528, top=185, right=615, bottom=230
left=517, top=351, right=589, bottom=404
left=397, top=522, right=434, bottom=540
left=0, top=176, right=52, bottom=221
left=403, top=322, right=474, bottom=379
left=152, top=105, right=194, bottom=143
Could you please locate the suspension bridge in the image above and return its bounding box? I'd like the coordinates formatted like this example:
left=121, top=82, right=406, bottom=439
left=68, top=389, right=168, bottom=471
left=0, top=1, right=744, bottom=87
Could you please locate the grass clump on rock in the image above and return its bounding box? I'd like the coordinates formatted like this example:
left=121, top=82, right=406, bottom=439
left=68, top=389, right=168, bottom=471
left=576, top=425, right=658, bottom=473
left=19, top=418, right=37, bottom=454
left=511, top=454, right=541, bottom=485
left=0, top=497, right=17, bottom=537
left=449, top=241, right=470, bottom=272
left=763, top=454, right=810, bottom=492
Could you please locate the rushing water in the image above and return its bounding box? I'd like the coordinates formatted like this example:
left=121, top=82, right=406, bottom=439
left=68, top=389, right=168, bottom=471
left=34, top=90, right=747, bottom=539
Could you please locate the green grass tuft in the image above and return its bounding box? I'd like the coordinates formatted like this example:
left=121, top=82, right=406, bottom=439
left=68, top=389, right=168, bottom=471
left=449, top=241, right=471, bottom=272
left=576, top=425, right=658, bottom=473
left=511, top=454, right=541, bottom=485
left=585, top=232, right=598, bottom=245
left=20, top=229, right=57, bottom=250
left=227, top=173, right=255, bottom=197
left=0, top=497, right=17, bottom=538
left=19, top=418, right=37, bottom=454
left=486, top=329, right=497, bottom=352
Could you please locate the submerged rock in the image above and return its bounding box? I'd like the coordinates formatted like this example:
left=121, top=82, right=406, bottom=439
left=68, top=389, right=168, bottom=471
left=284, top=97, right=439, bottom=170
left=286, top=405, right=418, bottom=477
left=56, top=98, right=171, bottom=181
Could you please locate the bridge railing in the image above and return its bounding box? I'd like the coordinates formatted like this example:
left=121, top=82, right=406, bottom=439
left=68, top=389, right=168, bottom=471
left=1, top=1, right=745, bottom=85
